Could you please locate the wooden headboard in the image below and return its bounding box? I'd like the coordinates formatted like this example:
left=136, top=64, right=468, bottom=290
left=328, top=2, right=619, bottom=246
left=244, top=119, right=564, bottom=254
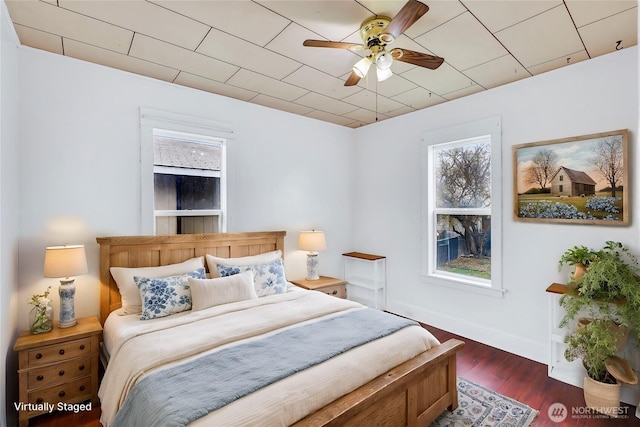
left=96, top=231, right=286, bottom=325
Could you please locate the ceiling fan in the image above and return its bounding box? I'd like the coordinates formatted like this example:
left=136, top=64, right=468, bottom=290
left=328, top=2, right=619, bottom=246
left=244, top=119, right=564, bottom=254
left=303, top=0, right=444, bottom=87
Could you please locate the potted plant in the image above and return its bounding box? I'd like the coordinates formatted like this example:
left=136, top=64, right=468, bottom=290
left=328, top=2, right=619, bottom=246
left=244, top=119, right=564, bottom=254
left=559, top=241, right=640, bottom=415
left=558, top=244, right=598, bottom=281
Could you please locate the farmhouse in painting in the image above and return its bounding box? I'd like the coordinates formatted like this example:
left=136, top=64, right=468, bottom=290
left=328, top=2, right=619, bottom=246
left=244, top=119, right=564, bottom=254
left=550, top=166, right=597, bottom=197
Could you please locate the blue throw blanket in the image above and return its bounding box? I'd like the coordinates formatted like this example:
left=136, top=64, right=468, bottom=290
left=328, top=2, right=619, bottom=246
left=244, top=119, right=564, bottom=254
left=112, top=308, right=417, bottom=427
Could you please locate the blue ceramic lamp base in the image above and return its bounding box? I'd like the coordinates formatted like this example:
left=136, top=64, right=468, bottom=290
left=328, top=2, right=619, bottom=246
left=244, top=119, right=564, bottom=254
left=58, top=278, right=77, bottom=328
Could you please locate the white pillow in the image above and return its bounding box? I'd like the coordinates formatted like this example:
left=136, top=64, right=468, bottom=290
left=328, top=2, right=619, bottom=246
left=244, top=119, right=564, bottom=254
left=188, top=270, right=257, bottom=311
left=110, top=257, right=204, bottom=315
left=216, top=258, right=287, bottom=297
left=205, top=250, right=282, bottom=278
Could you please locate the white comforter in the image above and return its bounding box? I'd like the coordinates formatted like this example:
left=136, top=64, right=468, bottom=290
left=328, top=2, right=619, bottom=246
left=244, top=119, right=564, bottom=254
left=99, top=289, right=439, bottom=427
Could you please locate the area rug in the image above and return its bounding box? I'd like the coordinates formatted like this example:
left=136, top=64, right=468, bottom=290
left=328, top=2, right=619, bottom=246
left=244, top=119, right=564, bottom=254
left=431, top=378, right=538, bottom=426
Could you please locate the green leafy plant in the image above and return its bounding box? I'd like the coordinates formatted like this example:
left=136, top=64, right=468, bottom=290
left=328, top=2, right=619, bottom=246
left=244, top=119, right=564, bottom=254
left=558, top=245, right=598, bottom=268
left=564, top=318, right=622, bottom=381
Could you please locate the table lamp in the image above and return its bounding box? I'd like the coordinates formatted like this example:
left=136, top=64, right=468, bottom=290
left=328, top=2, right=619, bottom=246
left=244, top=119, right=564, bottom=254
left=298, top=230, right=326, bottom=280
left=44, top=244, right=88, bottom=328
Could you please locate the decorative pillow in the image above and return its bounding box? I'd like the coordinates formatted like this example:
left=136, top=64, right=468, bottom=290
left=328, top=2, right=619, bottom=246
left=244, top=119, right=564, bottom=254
left=188, top=270, right=257, bottom=311
left=135, top=268, right=206, bottom=320
left=217, top=258, right=287, bottom=297
left=110, top=257, right=204, bottom=315
left=205, top=250, right=282, bottom=278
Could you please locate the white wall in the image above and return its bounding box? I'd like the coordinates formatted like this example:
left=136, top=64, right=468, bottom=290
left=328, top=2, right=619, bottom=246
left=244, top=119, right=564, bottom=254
left=352, top=46, right=638, bottom=363
left=16, top=47, right=354, bottom=332
left=1, top=1, right=20, bottom=425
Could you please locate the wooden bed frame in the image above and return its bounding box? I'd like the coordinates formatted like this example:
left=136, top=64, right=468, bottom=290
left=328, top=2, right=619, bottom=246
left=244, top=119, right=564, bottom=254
left=96, top=231, right=464, bottom=427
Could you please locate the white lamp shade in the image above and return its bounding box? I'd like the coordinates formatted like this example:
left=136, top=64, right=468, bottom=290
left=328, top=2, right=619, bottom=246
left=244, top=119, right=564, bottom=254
left=375, top=51, right=393, bottom=70
left=44, top=245, right=88, bottom=278
left=298, top=231, right=327, bottom=252
left=352, top=56, right=372, bottom=78
left=376, top=66, right=393, bottom=82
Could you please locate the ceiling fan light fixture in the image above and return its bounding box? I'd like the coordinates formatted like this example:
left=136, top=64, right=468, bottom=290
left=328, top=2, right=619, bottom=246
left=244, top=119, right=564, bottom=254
left=375, top=51, right=393, bottom=70
left=376, top=65, right=393, bottom=82
left=353, top=56, right=372, bottom=78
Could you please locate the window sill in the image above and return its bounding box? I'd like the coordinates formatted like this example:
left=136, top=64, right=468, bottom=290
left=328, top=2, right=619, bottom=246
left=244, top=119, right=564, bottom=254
left=419, top=273, right=506, bottom=298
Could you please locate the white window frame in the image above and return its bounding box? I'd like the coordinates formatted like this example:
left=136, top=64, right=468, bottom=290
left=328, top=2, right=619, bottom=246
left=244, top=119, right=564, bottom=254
left=420, top=116, right=504, bottom=297
left=140, top=108, right=233, bottom=234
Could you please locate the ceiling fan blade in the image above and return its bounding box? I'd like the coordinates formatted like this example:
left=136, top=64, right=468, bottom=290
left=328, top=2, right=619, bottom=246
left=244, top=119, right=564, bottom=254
left=391, top=48, right=444, bottom=69
left=384, top=0, right=429, bottom=40
left=344, top=71, right=362, bottom=86
left=303, top=40, right=366, bottom=51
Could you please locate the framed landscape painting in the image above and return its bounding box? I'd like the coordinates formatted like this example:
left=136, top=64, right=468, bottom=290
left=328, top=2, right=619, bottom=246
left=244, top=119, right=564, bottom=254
left=513, top=129, right=629, bottom=225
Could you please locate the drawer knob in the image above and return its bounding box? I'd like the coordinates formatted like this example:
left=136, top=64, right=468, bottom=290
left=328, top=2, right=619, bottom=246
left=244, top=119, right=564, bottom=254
left=80, top=344, right=85, bottom=350
left=36, top=398, right=43, bottom=404
left=35, top=353, right=43, bottom=359
left=58, top=370, right=65, bottom=376
left=79, top=385, right=86, bottom=392
left=331, top=290, right=337, bottom=295
left=36, top=375, right=44, bottom=381
left=79, top=364, right=85, bottom=371
left=59, top=349, right=65, bottom=355
left=58, top=391, right=65, bottom=398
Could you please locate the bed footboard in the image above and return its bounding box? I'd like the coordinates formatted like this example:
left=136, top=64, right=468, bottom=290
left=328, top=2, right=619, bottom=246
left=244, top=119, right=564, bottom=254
left=293, top=338, right=464, bottom=427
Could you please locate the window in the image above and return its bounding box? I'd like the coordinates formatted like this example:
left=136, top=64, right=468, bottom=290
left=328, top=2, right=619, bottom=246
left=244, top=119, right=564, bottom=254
left=421, top=117, right=503, bottom=296
left=140, top=108, right=233, bottom=235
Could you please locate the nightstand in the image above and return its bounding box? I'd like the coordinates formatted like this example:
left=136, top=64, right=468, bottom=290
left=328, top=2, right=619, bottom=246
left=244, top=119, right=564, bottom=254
left=13, top=316, right=102, bottom=427
left=290, top=276, right=347, bottom=298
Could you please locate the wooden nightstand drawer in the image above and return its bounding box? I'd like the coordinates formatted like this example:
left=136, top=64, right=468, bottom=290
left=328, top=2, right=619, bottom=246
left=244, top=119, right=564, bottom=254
left=28, top=357, right=91, bottom=389
left=318, top=284, right=346, bottom=298
left=28, top=375, right=92, bottom=408
left=290, top=276, right=347, bottom=299
left=27, top=337, right=92, bottom=366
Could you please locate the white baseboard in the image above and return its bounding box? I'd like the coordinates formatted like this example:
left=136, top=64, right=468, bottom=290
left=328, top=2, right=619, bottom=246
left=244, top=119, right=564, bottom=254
left=387, top=300, right=548, bottom=364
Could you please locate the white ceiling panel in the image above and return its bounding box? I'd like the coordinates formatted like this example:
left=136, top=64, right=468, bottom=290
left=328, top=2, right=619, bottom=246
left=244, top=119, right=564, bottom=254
left=461, top=0, right=562, bottom=32
left=64, top=39, right=179, bottom=83
left=5, top=0, right=636, bottom=127
left=174, top=72, right=258, bottom=102
left=130, top=34, right=239, bottom=83
left=495, top=5, right=584, bottom=68
left=59, top=0, right=209, bottom=50
left=578, top=8, right=638, bottom=57
left=152, top=0, right=291, bottom=47
left=415, top=12, right=508, bottom=70
left=197, top=28, right=301, bottom=80
left=227, top=69, right=308, bottom=101
left=14, top=24, right=63, bottom=54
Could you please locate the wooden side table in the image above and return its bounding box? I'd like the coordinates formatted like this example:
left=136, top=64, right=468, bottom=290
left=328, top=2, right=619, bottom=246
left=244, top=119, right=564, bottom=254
left=13, top=316, right=102, bottom=427
left=290, top=276, right=347, bottom=298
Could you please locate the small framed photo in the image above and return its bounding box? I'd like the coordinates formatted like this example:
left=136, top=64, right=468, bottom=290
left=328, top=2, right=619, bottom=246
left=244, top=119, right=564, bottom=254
left=513, top=129, right=629, bottom=225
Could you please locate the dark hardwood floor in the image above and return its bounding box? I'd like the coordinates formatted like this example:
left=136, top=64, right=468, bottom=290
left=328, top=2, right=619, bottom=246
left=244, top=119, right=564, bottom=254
left=26, top=324, right=638, bottom=426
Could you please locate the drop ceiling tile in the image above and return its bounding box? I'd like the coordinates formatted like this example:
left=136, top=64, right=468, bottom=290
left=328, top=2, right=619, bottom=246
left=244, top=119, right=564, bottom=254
left=6, top=0, right=133, bottom=53
left=267, top=23, right=361, bottom=78
left=495, top=5, right=584, bottom=68
left=305, top=109, right=358, bottom=126
left=403, top=0, right=467, bottom=38
left=442, top=83, right=484, bottom=100
left=152, top=0, right=290, bottom=47
left=283, top=66, right=361, bottom=100
left=463, top=54, right=530, bottom=89
left=526, top=50, right=589, bottom=75
left=341, top=90, right=405, bottom=114
left=402, top=62, right=474, bottom=95
left=249, top=94, right=315, bottom=116
left=227, top=69, right=308, bottom=101
left=130, top=34, right=238, bottom=82
left=461, top=0, right=562, bottom=32
left=385, top=105, right=417, bottom=118
left=257, top=0, right=372, bottom=41
left=565, top=0, right=637, bottom=27
left=415, top=12, right=507, bottom=70
left=174, top=72, right=258, bottom=102
left=392, top=87, right=446, bottom=109
left=13, top=24, right=62, bottom=54
left=356, top=73, right=418, bottom=97
left=197, top=28, right=301, bottom=80
left=59, top=0, right=209, bottom=50
left=64, top=38, right=180, bottom=83
left=343, top=107, right=388, bottom=123
left=578, top=8, right=637, bottom=58
left=294, top=92, right=360, bottom=115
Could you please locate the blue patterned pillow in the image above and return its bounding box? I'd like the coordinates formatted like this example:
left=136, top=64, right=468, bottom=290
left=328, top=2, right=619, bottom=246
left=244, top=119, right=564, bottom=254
left=134, top=268, right=206, bottom=320
left=217, top=258, right=287, bottom=297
